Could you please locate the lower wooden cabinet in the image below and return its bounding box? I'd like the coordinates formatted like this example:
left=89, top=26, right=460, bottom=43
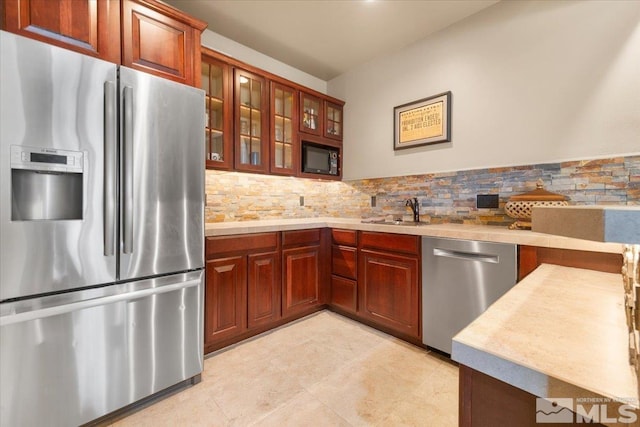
left=459, top=365, right=607, bottom=426
left=205, top=229, right=329, bottom=353
left=204, top=228, right=623, bottom=355
left=282, top=245, right=320, bottom=316
left=330, top=275, right=357, bottom=314
left=327, top=229, right=421, bottom=340
left=330, top=229, right=358, bottom=314
left=205, top=233, right=280, bottom=352
left=282, top=229, right=328, bottom=318
left=205, top=256, right=246, bottom=343
left=247, top=252, right=281, bottom=328
left=359, top=249, right=420, bottom=338
left=518, top=245, right=622, bottom=281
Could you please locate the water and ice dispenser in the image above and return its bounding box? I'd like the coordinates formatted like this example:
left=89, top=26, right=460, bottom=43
left=10, top=145, right=84, bottom=221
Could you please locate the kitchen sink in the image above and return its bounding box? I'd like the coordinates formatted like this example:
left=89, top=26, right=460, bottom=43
left=361, top=220, right=429, bottom=226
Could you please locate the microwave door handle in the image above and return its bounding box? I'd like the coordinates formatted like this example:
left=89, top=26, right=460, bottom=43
left=123, top=86, right=134, bottom=254
left=103, top=81, right=117, bottom=256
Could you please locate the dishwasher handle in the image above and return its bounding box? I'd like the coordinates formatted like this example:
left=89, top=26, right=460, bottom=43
left=433, top=248, right=499, bottom=264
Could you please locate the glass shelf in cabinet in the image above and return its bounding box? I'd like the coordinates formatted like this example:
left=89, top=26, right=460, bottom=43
left=206, top=95, right=223, bottom=104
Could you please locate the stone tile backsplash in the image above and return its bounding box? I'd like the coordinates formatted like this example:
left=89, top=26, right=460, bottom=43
left=205, top=155, right=640, bottom=225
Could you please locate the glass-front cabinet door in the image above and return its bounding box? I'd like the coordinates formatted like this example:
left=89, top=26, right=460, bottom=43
left=299, top=91, right=322, bottom=136
left=325, top=101, right=343, bottom=140
left=202, top=54, right=232, bottom=170
left=270, top=82, right=297, bottom=175
left=235, top=68, right=268, bottom=172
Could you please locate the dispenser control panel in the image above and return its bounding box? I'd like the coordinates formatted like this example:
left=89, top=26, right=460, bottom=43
left=11, top=145, right=84, bottom=173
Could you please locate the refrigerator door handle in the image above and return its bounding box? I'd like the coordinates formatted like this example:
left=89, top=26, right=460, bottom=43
left=0, top=277, right=201, bottom=327
left=104, top=81, right=117, bottom=256
left=123, top=85, right=134, bottom=254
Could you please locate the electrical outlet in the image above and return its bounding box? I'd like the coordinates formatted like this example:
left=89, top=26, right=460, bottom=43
left=477, top=194, right=499, bottom=209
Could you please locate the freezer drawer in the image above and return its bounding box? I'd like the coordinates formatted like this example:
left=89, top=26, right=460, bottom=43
left=422, top=237, right=517, bottom=354
left=0, top=270, right=203, bottom=427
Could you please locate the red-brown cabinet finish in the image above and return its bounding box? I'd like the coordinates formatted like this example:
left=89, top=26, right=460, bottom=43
left=329, top=229, right=358, bottom=315
left=332, top=245, right=357, bottom=280
left=518, top=245, right=622, bottom=281
left=122, top=0, right=206, bottom=87
left=458, top=365, right=607, bottom=427
left=205, top=256, right=247, bottom=344
left=235, top=68, right=269, bottom=173
left=331, top=228, right=357, bottom=246
left=270, top=81, right=298, bottom=175
left=247, top=251, right=281, bottom=328
left=324, top=101, right=343, bottom=141
left=202, top=51, right=233, bottom=170
left=359, top=249, right=420, bottom=339
left=2, top=0, right=206, bottom=87
left=205, top=233, right=279, bottom=352
left=331, top=275, right=357, bottom=314
left=282, top=245, right=321, bottom=317
left=299, top=91, right=323, bottom=136
left=2, top=0, right=121, bottom=63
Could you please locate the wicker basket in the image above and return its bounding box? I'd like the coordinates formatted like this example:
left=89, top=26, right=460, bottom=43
left=505, top=180, right=569, bottom=230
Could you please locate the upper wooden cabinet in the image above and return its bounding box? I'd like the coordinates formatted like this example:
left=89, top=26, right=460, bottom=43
left=324, top=101, right=343, bottom=140
left=300, top=91, right=344, bottom=142
left=235, top=68, right=269, bottom=173
left=299, top=91, right=323, bottom=136
left=270, top=82, right=298, bottom=175
left=202, top=52, right=233, bottom=169
left=2, top=0, right=121, bottom=63
left=121, top=0, right=206, bottom=86
left=1, top=0, right=207, bottom=87
left=198, top=41, right=345, bottom=178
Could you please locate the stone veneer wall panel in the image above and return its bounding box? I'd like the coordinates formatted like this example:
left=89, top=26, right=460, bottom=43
left=205, top=155, right=639, bottom=225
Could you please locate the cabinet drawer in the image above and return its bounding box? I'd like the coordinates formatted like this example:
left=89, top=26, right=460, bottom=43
left=206, top=233, right=278, bottom=258
left=332, top=245, right=357, bottom=279
left=359, top=231, right=420, bottom=255
left=331, top=229, right=357, bottom=246
left=282, top=229, right=321, bottom=247
left=331, top=275, right=357, bottom=314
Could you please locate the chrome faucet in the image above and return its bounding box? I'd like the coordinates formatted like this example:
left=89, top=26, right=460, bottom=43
left=405, top=198, right=420, bottom=223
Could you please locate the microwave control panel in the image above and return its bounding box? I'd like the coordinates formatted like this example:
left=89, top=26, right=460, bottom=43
left=329, top=151, right=338, bottom=175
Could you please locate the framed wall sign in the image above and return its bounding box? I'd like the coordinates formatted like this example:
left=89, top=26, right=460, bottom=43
left=394, top=91, right=451, bottom=150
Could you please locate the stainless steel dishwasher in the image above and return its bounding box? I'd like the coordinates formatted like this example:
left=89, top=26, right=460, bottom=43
left=422, top=237, right=517, bottom=354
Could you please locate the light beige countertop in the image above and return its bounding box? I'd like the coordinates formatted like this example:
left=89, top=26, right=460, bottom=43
left=452, top=264, right=639, bottom=419
left=205, top=217, right=622, bottom=253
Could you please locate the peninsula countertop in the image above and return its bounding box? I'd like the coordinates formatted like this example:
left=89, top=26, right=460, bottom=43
left=205, top=217, right=622, bottom=254
left=452, top=264, right=638, bottom=416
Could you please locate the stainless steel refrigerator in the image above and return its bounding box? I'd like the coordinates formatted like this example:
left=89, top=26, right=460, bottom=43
left=0, top=31, right=205, bottom=426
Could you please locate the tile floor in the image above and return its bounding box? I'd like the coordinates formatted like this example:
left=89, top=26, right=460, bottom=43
left=112, top=311, right=459, bottom=426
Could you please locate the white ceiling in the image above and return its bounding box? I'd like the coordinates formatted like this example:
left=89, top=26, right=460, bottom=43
left=164, top=0, right=500, bottom=81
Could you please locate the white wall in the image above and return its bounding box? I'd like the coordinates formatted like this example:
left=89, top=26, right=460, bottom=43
left=328, top=1, right=640, bottom=180
left=201, top=30, right=327, bottom=94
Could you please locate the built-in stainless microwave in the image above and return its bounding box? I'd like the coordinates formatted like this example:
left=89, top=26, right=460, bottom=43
left=302, top=142, right=339, bottom=176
